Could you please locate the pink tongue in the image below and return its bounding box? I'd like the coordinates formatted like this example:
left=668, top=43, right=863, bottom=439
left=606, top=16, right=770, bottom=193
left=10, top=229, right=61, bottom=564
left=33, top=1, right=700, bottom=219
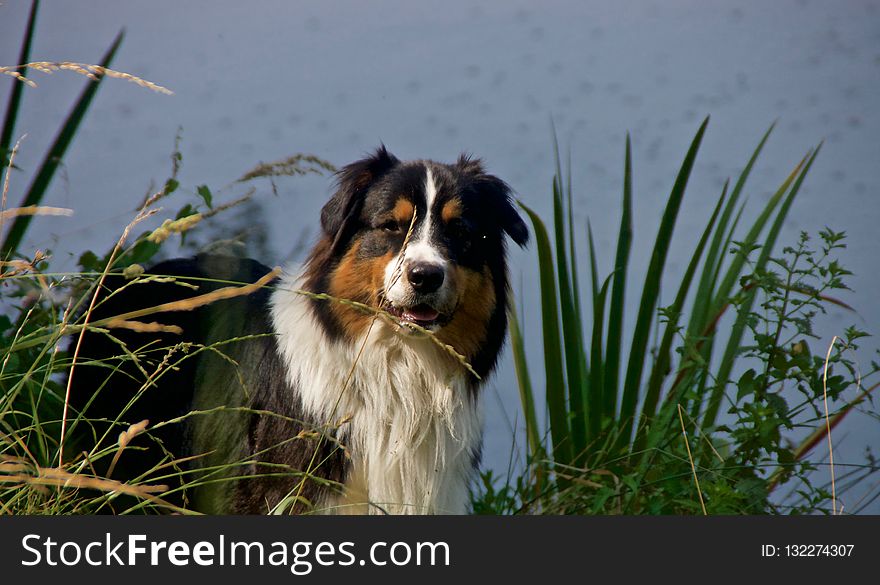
left=403, top=306, right=439, bottom=322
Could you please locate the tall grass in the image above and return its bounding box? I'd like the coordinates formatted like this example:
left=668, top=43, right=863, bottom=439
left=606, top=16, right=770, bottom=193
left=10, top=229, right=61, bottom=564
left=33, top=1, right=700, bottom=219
left=503, top=119, right=879, bottom=514
left=0, top=4, right=343, bottom=514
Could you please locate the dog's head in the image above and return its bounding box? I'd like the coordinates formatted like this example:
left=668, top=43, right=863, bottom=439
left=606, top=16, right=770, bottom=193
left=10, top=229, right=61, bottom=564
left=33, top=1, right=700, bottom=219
left=304, top=146, right=528, bottom=377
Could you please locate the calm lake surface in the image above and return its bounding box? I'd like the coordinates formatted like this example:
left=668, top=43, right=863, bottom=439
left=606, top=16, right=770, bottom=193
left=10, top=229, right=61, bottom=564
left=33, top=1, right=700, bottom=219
left=2, top=0, right=878, bottom=512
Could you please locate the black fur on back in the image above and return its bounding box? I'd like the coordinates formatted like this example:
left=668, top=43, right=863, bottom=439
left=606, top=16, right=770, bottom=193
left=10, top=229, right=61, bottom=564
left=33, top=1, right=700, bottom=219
left=69, top=254, right=348, bottom=514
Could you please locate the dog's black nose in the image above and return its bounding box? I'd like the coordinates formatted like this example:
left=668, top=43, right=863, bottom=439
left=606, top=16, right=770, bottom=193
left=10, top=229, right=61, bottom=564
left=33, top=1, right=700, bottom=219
left=407, top=262, right=445, bottom=293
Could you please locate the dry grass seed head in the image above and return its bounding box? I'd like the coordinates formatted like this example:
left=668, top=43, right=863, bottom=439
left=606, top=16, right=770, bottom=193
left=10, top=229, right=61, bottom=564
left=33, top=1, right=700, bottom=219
left=0, top=62, right=172, bottom=95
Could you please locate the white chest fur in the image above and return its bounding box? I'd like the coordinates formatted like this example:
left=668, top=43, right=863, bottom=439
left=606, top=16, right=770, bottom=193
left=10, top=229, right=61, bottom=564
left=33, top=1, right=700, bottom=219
left=270, top=273, right=482, bottom=514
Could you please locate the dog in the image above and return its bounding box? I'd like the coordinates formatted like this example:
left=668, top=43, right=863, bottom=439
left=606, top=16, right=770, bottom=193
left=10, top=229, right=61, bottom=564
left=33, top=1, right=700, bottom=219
left=71, top=147, right=528, bottom=514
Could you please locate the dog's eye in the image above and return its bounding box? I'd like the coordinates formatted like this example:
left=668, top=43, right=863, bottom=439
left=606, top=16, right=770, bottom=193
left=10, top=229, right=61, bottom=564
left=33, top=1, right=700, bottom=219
left=379, top=220, right=401, bottom=233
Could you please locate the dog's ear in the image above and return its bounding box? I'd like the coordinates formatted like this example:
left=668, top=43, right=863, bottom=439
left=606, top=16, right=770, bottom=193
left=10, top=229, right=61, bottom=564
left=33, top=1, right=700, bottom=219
left=322, top=146, right=400, bottom=253
left=457, top=154, right=529, bottom=247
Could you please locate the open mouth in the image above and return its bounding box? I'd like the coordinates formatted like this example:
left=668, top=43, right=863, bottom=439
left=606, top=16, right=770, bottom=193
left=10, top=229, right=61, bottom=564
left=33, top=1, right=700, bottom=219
left=386, top=303, right=446, bottom=329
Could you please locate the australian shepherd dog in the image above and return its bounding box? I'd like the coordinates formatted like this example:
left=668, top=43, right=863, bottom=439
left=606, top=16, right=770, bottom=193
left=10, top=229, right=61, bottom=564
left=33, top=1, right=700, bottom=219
left=71, top=147, right=528, bottom=514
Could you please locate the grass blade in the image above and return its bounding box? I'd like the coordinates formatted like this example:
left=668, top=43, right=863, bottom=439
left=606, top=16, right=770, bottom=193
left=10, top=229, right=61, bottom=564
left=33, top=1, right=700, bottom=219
left=587, top=222, right=600, bottom=301
left=549, top=127, right=588, bottom=459
left=0, top=0, right=39, bottom=170
left=685, top=123, right=775, bottom=343
left=702, top=145, right=822, bottom=428
left=518, top=200, right=572, bottom=466
left=589, top=274, right=613, bottom=442
left=553, top=174, right=587, bottom=459
left=617, top=116, right=709, bottom=446
left=604, top=133, right=633, bottom=422
left=707, top=152, right=809, bottom=327
left=686, top=198, right=749, bottom=420
left=682, top=139, right=805, bottom=423
left=636, top=180, right=727, bottom=447
left=565, top=145, right=590, bottom=440
left=507, top=305, right=543, bottom=465
left=1, top=29, right=125, bottom=259
left=678, top=123, right=774, bottom=414
left=566, top=146, right=583, bottom=324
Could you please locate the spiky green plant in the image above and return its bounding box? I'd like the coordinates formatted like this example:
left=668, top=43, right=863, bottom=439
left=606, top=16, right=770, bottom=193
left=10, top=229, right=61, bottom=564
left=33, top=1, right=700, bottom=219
left=503, top=118, right=879, bottom=514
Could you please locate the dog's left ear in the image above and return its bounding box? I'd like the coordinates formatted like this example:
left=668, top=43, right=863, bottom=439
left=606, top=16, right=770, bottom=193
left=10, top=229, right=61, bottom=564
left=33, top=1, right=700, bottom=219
left=322, top=146, right=400, bottom=253
left=458, top=155, right=529, bottom=247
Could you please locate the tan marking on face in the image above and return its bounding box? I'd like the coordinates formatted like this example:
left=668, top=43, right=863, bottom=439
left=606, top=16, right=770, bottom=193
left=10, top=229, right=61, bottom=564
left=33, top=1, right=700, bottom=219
left=441, top=198, right=462, bottom=223
left=328, top=240, right=395, bottom=339
left=436, top=265, right=495, bottom=361
left=392, top=198, right=415, bottom=225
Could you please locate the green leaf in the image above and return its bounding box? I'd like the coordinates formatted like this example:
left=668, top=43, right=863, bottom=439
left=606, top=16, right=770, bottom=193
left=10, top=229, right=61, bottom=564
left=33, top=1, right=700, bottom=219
left=736, top=369, right=758, bottom=402
left=197, top=184, right=213, bottom=209
left=175, top=203, right=195, bottom=220
left=77, top=250, right=101, bottom=272
left=164, top=178, right=179, bottom=196
left=115, top=237, right=160, bottom=269
left=766, top=393, right=789, bottom=418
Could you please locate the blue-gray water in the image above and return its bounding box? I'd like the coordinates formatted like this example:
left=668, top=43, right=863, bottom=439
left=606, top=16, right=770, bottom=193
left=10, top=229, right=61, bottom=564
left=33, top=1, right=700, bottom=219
left=2, top=0, right=878, bottom=512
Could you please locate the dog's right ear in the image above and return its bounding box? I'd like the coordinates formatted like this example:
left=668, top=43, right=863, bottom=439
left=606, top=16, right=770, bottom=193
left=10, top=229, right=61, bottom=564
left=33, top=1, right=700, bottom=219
left=321, top=146, right=399, bottom=254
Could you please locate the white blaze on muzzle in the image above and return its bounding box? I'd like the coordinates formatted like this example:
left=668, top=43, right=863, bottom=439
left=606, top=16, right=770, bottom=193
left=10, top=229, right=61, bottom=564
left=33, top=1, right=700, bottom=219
left=382, top=166, right=456, bottom=322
